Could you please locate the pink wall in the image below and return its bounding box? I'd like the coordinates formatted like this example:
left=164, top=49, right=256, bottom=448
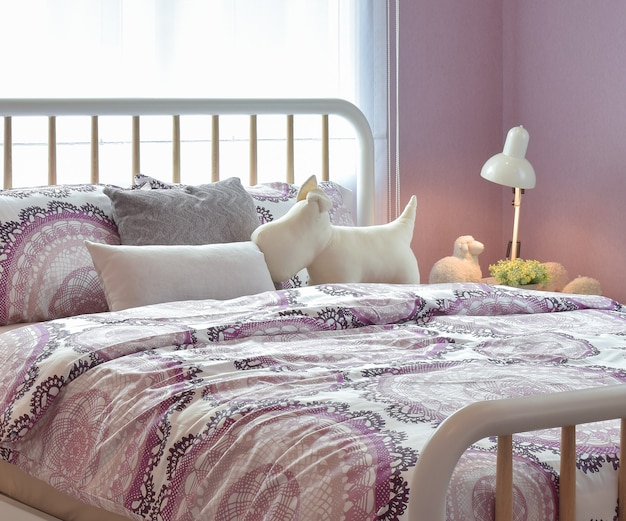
left=503, top=1, right=626, bottom=303
left=399, top=1, right=626, bottom=303
left=398, top=1, right=505, bottom=285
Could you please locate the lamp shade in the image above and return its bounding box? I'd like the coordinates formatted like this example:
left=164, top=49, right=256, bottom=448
left=480, top=126, right=536, bottom=189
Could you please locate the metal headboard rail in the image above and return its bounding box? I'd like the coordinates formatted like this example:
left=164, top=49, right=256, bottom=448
left=0, top=98, right=375, bottom=226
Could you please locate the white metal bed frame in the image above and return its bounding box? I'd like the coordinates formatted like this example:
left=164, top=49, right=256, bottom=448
left=411, top=384, right=626, bottom=521
left=1, top=98, right=626, bottom=521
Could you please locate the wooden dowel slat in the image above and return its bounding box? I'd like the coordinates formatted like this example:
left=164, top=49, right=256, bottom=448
left=1, top=107, right=334, bottom=190
left=321, top=114, right=329, bottom=181
left=3, top=117, right=12, bottom=189
left=91, top=116, right=99, bottom=184
left=132, top=116, right=140, bottom=179
left=249, top=115, right=257, bottom=186
left=495, top=434, right=513, bottom=521
left=172, top=115, right=181, bottom=184
left=286, top=115, right=294, bottom=184
left=211, top=115, right=219, bottom=182
left=48, top=116, right=57, bottom=186
left=560, top=425, right=576, bottom=521
left=617, top=418, right=626, bottom=521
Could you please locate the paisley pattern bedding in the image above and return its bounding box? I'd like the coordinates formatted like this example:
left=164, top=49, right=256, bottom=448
left=0, top=282, right=625, bottom=520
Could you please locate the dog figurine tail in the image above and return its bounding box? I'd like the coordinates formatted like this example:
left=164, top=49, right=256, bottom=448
left=393, top=195, right=417, bottom=239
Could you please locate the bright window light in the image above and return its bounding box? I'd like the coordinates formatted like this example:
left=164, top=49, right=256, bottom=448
left=0, top=1, right=385, bottom=191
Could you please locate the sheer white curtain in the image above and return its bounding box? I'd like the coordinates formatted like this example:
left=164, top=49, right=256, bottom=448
left=1, top=0, right=390, bottom=216
left=1, top=1, right=360, bottom=100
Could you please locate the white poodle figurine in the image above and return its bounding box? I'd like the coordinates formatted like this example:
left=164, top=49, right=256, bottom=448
left=428, top=235, right=484, bottom=283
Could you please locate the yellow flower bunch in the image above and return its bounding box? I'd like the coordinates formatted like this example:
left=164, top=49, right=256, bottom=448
left=488, top=258, right=550, bottom=286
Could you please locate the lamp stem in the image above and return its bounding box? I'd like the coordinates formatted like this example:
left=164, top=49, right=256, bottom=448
left=510, top=187, right=522, bottom=260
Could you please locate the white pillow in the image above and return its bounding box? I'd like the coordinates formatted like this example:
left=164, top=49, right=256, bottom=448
left=85, top=241, right=275, bottom=311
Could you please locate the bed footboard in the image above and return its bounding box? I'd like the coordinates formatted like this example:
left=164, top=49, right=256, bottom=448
left=409, top=384, right=626, bottom=521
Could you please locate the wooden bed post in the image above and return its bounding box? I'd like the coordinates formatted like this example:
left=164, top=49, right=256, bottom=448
left=286, top=114, right=294, bottom=184
left=495, top=435, right=513, bottom=521
left=48, top=116, right=57, bottom=186
left=211, top=115, right=219, bottom=183
left=132, top=116, right=140, bottom=178
left=560, top=425, right=576, bottom=521
left=3, top=117, right=11, bottom=189
left=321, top=114, right=329, bottom=182
left=91, top=116, right=99, bottom=184
left=617, top=418, right=626, bottom=521
left=249, top=115, right=258, bottom=186
left=172, top=115, right=181, bottom=184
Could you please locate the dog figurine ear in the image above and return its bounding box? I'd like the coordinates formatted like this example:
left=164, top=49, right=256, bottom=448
left=296, top=175, right=318, bottom=201
left=306, top=190, right=333, bottom=214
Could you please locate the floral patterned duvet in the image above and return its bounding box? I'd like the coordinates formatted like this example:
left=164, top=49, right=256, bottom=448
left=1, top=282, right=625, bottom=521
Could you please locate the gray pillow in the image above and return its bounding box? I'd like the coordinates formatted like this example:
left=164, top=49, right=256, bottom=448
left=104, top=177, right=260, bottom=246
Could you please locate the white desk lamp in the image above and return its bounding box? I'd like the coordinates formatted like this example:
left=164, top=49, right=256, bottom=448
left=480, top=126, right=536, bottom=260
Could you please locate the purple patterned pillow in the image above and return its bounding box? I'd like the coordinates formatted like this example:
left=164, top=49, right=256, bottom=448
left=245, top=181, right=355, bottom=226
left=0, top=185, right=120, bottom=325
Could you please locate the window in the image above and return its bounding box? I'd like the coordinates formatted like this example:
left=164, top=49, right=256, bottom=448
left=1, top=0, right=389, bottom=206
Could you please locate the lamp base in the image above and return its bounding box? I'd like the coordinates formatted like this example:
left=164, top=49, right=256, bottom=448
left=506, top=241, right=521, bottom=260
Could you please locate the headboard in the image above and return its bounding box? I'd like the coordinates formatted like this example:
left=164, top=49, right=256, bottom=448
left=0, top=98, right=375, bottom=226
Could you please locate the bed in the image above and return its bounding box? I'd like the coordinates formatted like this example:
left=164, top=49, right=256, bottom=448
left=1, top=98, right=626, bottom=521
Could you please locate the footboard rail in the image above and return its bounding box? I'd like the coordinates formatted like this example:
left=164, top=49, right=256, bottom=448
left=408, top=384, right=626, bottom=521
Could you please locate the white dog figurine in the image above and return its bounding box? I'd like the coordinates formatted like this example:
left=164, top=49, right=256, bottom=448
left=428, top=235, right=484, bottom=283
left=251, top=176, right=420, bottom=286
